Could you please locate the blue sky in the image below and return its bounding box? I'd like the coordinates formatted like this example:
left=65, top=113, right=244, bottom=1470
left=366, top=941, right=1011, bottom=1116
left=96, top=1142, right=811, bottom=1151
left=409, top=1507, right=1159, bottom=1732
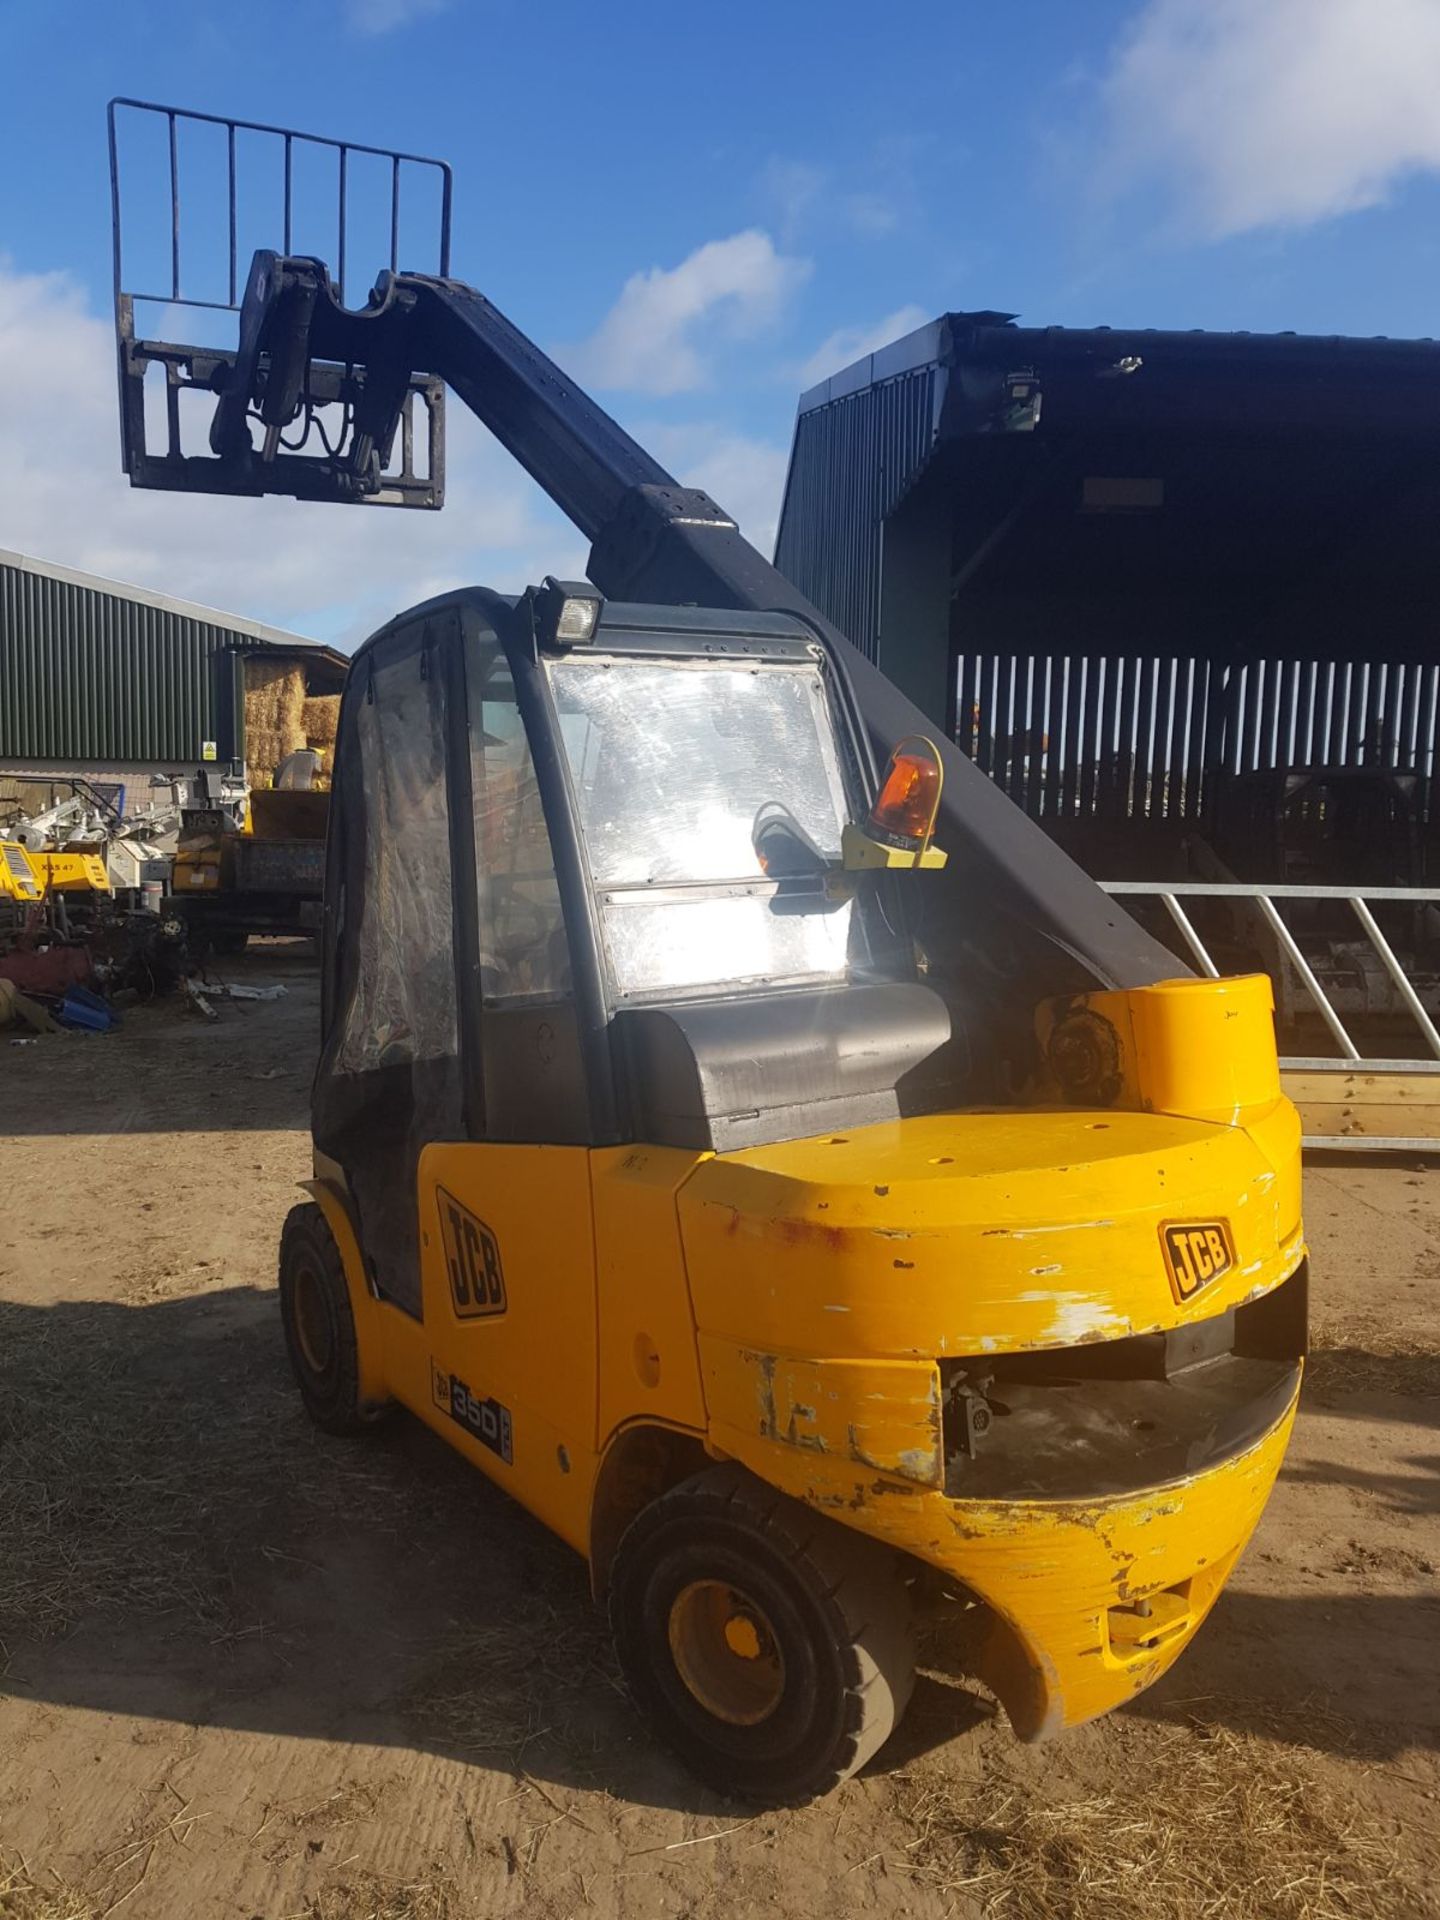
left=2, top=0, right=1439, bottom=643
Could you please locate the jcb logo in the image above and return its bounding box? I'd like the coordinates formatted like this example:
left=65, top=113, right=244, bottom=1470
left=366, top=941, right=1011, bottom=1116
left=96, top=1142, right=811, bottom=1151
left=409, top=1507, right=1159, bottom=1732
left=437, top=1188, right=506, bottom=1319
left=1161, top=1220, right=1236, bottom=1303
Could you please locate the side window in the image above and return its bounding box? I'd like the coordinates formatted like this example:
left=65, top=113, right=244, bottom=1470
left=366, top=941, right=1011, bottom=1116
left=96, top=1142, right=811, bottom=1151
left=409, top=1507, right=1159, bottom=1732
left=339, top=636, right=458, bottom=1071
left=319, top=621, right=461, bottom=1318
left=469, top=640, right=572, bottom=1005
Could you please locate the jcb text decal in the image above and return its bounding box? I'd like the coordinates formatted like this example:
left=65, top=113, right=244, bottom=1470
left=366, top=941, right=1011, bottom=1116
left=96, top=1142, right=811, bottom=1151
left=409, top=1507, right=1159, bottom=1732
left=1160, top=1220, right=1236, bottom=1303
left=437, top=1187, right=506, bottom=1319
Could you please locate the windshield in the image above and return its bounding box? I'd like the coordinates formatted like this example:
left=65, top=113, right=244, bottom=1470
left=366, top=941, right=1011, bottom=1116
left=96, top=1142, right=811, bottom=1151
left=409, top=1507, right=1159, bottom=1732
left=548, top=656, right=849, bottom=886
left=547, top=652, right=864, bottom=999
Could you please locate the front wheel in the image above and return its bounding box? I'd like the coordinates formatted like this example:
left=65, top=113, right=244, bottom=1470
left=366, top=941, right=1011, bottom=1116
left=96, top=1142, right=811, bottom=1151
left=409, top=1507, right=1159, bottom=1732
left=609, top=1464, right=915, bottom=1803
left=278, top=1202, right=386, bottom=1434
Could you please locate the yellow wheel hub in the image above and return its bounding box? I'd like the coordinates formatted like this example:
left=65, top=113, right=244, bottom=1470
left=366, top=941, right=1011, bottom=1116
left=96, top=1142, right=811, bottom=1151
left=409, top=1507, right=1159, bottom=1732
left=668, top=1579, right=785, bottom=1726
left=723, top=1614, right=762, bottom=1660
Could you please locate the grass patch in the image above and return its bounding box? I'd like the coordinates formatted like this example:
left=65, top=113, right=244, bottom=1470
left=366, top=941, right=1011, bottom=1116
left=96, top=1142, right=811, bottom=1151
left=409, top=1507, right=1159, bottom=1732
left=894, top=1710, right=1419, bottom=1919
left=0, top=1850, right=92, bottom=1920
left=294, top=1867, right=461, bottom=1920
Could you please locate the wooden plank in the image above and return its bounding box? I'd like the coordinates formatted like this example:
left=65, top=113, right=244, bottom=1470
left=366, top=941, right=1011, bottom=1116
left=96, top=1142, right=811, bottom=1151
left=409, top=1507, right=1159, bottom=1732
left=1283, top=1068, right=1440, bottom=1144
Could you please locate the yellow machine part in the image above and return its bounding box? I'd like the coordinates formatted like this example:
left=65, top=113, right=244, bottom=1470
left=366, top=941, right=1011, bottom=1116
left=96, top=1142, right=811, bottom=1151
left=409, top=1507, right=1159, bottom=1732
left=31, top=850, right=112, bottom=894
left=172, top=829, right=231, bottom=892
left=0, top=840, right=44, bottom=902
left=702, top=1381, right=1297, bottom=1740
left=683, top=1100, right=1300, bottom=1373
left=308, top=971, right=1304, bottom=1743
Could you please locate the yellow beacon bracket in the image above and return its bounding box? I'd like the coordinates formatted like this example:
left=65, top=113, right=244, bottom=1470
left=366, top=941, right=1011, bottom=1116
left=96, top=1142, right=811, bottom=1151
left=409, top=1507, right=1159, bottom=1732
left=842, top=735, right=949, bottom=870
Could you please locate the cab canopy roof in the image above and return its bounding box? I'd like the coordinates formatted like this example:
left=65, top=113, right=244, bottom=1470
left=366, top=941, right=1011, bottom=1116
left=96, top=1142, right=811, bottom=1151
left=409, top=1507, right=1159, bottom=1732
left=354, top=590, right=828, bottom=666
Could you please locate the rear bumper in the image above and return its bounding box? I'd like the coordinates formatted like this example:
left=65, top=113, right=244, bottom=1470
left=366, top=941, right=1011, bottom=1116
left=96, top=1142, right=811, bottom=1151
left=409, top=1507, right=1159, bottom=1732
left=933, top=1382, right=1300, bottom=1738
left=706, top=1369, right=1299, bottom=1741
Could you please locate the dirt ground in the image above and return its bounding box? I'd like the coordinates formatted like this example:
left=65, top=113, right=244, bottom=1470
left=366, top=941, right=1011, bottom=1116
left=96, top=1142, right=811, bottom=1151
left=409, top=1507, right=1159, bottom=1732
left=1, top=940, right=1437, bottom=1920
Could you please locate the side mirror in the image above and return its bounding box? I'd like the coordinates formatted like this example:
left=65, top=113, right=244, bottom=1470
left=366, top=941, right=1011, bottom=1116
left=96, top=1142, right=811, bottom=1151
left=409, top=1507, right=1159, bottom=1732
left=842, top=736, right=948, bottom=871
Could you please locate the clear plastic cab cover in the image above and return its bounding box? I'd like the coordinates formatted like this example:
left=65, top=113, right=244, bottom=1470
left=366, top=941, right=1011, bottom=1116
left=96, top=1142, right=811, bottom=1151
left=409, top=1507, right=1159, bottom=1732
left=546, top=653, right=863, bottom=999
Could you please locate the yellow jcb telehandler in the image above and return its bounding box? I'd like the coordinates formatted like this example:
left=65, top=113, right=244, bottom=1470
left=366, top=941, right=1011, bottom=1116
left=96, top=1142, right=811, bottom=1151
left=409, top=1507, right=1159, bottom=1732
left=276, top=585, right=1303, bottom=1799
left=108, top=101, right=1307, bottom=1803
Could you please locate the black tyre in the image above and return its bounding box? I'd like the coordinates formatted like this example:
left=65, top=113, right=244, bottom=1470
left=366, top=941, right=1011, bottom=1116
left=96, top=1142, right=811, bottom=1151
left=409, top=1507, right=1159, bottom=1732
left=278, top=1202, right=383, bottom=1435
left=211, top=930, right=249, bottom=956
left=609, top=1464, right=915, bottom=1802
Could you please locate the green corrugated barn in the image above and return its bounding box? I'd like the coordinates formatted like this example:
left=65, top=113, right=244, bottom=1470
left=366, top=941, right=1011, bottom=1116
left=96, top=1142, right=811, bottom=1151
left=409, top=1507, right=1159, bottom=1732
left=1, top=546, right=347, bottom=796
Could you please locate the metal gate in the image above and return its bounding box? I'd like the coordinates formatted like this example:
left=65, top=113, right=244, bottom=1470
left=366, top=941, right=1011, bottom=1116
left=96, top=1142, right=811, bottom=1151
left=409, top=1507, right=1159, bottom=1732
left=1100, top=881, right=1440, bottom=1151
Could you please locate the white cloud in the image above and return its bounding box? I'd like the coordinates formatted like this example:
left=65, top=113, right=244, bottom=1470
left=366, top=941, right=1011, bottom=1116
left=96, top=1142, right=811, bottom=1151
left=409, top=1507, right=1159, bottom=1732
left=0, top=263, right=579, bottom=647
left=1099, top=0, right=1440, bottom=237
left=346, top=0, right=450, bottom=36
left=796, top=304, right=931, bottom=388
left=567, top=231, right=810, bottom=396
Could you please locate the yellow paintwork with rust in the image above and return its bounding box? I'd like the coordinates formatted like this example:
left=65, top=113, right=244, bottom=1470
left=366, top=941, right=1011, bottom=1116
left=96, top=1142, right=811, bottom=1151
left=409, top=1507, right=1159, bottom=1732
left=309, top=970, right=1305, bottom=1742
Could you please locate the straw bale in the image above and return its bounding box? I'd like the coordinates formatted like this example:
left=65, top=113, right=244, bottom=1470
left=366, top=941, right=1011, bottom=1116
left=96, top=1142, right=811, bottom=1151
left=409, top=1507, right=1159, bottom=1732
left=244, top=659, right=307, bottom=779
left=302, top=695, right=341, bottom=750
left=244, top=726, right=281, bottom=763
left=244, top=657, right=306, bottom=731
left=243, top=725, right=299, bottom=777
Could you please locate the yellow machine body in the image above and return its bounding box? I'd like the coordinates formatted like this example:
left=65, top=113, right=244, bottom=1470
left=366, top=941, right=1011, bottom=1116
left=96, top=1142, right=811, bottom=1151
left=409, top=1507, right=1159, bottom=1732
left=30, top=850, right=113, bottom=895
left=0, top=840, right=44, bottom=902
left=310, top=969, right=1303, bottom=1741
left=172, top=822, right=232, bottom=893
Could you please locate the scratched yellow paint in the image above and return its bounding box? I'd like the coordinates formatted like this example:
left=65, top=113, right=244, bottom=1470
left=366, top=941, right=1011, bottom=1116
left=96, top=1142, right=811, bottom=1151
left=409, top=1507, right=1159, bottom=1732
left=679, top=1099, right=1301, bottom=1362
left=700, top=1342, right=944, bottom=1485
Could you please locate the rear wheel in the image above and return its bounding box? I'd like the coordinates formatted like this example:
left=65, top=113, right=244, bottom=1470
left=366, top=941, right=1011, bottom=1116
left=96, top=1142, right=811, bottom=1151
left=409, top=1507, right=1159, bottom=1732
left=278, top=1202, right=383, bottom=1434
left=609, top=1464, right=915, bottom=1803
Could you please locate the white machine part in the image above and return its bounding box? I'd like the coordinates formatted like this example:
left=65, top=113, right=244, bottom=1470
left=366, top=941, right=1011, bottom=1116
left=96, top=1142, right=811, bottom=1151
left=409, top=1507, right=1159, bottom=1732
left=7, top=787, right=183, bottom=898
left=107, top=840, right=175, bottom=893
left=275, top=748, right=322, bottom=791
left=12, top=795, right=109, bottom=852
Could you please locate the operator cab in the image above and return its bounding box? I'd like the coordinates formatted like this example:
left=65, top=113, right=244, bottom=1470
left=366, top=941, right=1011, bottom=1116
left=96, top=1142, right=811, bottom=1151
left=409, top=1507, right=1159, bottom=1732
left=317, top=583, right=953, bottom=1315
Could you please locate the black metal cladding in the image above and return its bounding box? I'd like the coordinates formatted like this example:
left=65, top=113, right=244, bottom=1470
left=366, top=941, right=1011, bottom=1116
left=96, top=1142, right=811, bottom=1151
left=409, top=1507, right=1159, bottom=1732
left=776, top=311, right=1440, bottom=842
left=776, top=360, right=941, bottom=663
left=0, top=550, right=337, bottom=766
